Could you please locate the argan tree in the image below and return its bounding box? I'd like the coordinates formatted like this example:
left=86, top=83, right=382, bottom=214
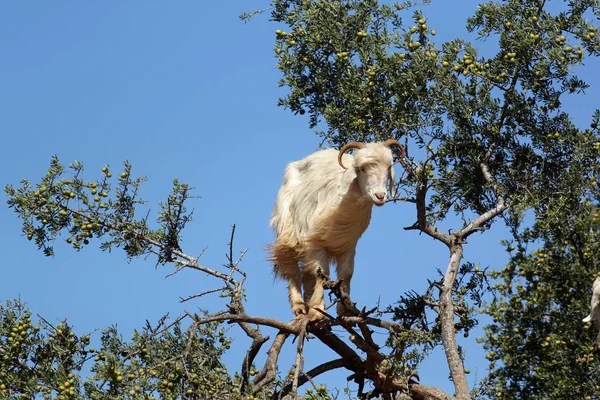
left=3, top=0, right=600, bottom=399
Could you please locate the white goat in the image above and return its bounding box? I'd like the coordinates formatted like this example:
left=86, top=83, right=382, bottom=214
left=268, top=139, right=405, bottom=321
left=583, top=277, right=600, bottom=344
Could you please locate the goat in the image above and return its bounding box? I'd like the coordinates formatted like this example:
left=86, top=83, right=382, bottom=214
left=583, top=277, right=600, bottom=345
left=268, top=139, right=405, bottom=321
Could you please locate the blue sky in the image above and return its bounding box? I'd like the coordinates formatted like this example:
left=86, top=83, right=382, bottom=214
left=1, top=0, right=598, bottom=396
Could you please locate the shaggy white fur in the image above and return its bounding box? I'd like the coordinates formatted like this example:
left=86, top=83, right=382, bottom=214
left=583, top=277, right=600, bottom=344
left=268, top=140, right=404, bottom=320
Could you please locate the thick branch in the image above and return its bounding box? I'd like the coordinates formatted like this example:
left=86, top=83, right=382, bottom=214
left=439, top=244, right=470, bottom=399
left=408, top=384, right=456, bottom=400
left=291, top=320, right=309, bottom=395
left=240, top=322, right=269, bottom=393
left=253, top=331, right=289, bottom=394
left=333, top=316, right=403, bottom=333
left=279, top=359, right=345, bottom=398
left=411, top=180, right=452, bottom=245
left=312, top=326, right=454, bottom=399
left=189, top=313, right=297, bottom=334
left=311, top=327, right=364, bottom=372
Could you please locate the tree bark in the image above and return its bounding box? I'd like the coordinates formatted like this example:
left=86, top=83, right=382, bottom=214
left=439, top=243, right=470, bottom=399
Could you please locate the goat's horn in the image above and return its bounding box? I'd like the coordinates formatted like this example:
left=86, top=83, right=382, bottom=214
left=383, top=138, right=406, bottom=161
left=338, top=141, right=366, bottom=169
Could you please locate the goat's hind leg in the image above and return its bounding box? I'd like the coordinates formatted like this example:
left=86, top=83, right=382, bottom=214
left=276, top=262, right=306, bottom=316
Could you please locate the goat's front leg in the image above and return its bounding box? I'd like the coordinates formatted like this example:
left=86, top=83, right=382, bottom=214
left=335, top=250, right=355, bottom=317
left=303, top=249, right=330, bottom=321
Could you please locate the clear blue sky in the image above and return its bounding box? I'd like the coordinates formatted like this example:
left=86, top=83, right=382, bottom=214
left=1, top=1, right=598, bottom=396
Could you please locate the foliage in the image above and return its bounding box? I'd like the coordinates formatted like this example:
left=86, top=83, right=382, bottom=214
left=4, top=157, right=198, bottom=264
left=0, top=299, right=245, bottom=399
left=481, top=199, right=600, bottom=398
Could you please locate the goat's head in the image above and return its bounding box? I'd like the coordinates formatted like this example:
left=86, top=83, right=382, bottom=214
left=338, top=139, right=405, bottom=206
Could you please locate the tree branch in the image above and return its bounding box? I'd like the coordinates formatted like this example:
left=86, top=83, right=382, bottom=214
left=412, top=179, right=452, bottom=245
left=458, top=162, right=507, bottom=239
left=253, top=331, right=289, bottom=394
left=438, top=244, right=470, bottom=399
left=189, top=313, right=297, bottom=334
left=279, top=359, right=345, bottom=398
left=240, top=323, right=270, bottom=394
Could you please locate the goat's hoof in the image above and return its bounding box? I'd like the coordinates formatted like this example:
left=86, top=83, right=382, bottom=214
left=307, top=307, right=326, bottom=322
left=292, top=303, right=307, bottom=316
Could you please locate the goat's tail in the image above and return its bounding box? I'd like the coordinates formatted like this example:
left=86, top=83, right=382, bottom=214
left=266, top=239, right=300, bottom=280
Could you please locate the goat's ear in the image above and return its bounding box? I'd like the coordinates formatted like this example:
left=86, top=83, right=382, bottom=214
left=388, top=165, right=396, bottom=198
